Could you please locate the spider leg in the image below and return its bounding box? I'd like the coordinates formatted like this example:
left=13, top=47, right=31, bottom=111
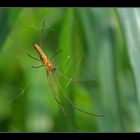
left=47, top=73, right=68, bottom=117
left=32, top=65, right=44, bottom=68
left=54, top=74, right=104, bottom=118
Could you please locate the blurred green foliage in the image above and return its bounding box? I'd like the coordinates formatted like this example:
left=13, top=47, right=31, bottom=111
left=0, top=8, right=139, bottom=132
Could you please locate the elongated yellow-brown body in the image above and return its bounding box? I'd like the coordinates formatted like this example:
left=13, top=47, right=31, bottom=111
left=33, top=43, right=56, bottom=73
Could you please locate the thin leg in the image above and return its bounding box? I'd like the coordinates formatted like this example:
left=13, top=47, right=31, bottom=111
left=56, top=70, right=70, bottom=81
left=50, top=49, right=63, bottom=60
left=54, top=75, right=104, bottom=118
left=56, top=70, right=73, bottom=87
left=47, top=73, right=68, bottom=117
left=56, top=56, right=70, bottom=69
left=26, top=53, right=41, bottom=62
left=10, top=32, right=25, bottom=53
left=56, top=70, right=96, bottom=85
left=39, top=18, right=46, bottom=47
left=32, top=65, right=44, bottom=68
left=52, top=74, right=81, bottom=130
left=64, top=61, right=71, bottom=74
left=9, top=33, right=41, bottom=62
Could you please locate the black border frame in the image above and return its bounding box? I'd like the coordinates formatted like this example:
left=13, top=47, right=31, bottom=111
left=0, top=0, right=139, bottom=7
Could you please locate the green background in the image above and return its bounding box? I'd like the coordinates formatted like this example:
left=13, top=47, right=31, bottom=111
left=0, top=8, right=139, bottom=132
